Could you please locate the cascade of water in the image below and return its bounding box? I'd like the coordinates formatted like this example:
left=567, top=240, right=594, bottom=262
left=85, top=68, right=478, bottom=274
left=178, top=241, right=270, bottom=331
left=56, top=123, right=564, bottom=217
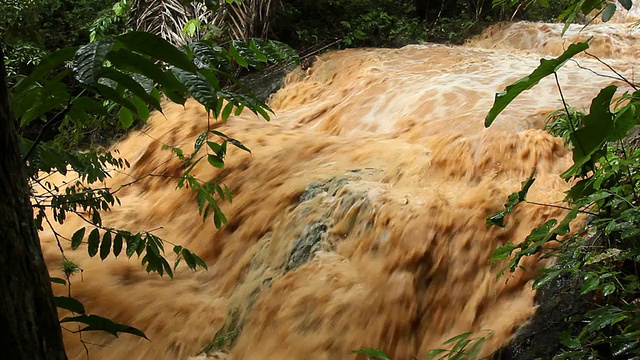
left=40, top=8, right=639, bottom=360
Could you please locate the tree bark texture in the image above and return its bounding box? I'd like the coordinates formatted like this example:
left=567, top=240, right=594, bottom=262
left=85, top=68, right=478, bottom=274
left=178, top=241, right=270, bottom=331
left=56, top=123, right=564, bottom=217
left=0, top=47, right=68, bottom=359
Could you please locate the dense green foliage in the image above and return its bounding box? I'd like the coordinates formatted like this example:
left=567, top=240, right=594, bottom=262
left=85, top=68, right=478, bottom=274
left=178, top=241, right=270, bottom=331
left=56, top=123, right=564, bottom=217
left=3, top=1, right=298, bottom=343
left=1, top=0, right=115, bottom=77
left=486, top=1, right=640, bottom=358
left=271, top=0, right=571, bottom=49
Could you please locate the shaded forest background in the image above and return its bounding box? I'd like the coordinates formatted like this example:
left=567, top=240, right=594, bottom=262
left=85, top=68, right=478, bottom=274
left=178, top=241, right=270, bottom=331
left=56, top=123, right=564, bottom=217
left=4, top=0, right=571, bottom=76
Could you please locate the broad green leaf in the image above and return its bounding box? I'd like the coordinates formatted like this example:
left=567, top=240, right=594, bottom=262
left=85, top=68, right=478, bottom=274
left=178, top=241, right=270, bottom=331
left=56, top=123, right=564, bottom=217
left=54, top=296, right=86, bottom=314
left=229, top=41, right=252, bottom=68
left=602, top=3, right=617, bottom=22
left=183, top=19, right=200, bottom=36
left=106, top=49, right=187, bottom=104
left=182, top=249, right=197, bottom=269
left=533, top=268, right=563, bottom=289
left=71, top=227, right=86, bottom=250
left=485, top=42, right=589, bottom=127
left=559, top=332, right=582, bottom=349
left=221, top=102, right=235, bottom=121
left=250, top=39, right=279, bottom=63
left=562, top=85, right=618, bottom=179
left=189, top=42, right=231, bottom=70
left=213, top=206, right=227, bottom=228
left=208, top=155, right=224, bottom=168
left=581, top=306, right=627, bottom=335
left=94, top=83, right=139, bottom=115
left=131, top=96, right=151, bottom=122
left=193, top=252, right=208, bottom=270
left=172, top=68, right=218, bottom=111
left=116, top=32, right=197, bottom=72
left=602, top=283, right=616, bottom=296
left=88, top=228, right=100, bottom=257
left=60, top=314, right=148, bottom=339
left=161, top=258, right=174, bottom=278
left=50, top=277, right=67, bottom=285
left=101, top=68, right=162, bottom=112
left=113, top=233, right=123, bottom=257
left=581, top=274, right=600, bottom=294
left=100, top=232, right=112, bottom=260
left=248, top=40, right=268, bottom=62
left=619, top=0, right=632, bottom=10
left=489, top=243, right=517, bottom=264
left=119, top=107, right=134, bottom=128
left=267, top=40, right=300, bottom=64
left=74, top=40, right=114, bottom=86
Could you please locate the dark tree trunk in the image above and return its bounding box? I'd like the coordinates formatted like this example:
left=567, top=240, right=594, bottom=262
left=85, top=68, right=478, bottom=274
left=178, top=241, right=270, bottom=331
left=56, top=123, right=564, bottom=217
left=0, top=47, right=68, bottom=359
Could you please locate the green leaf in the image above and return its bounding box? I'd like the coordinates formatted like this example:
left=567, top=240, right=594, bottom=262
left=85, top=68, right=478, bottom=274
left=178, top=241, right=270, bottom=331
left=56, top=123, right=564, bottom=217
left=581, top=306, right=627, bottom=335
left=602, top=3, right=617, bottom=22
left=619, top=0, right=632, bottom=10
left=467, top=337, right=487, bottom=359
left=71, top=227, right=86, bottom=250
left=182, top=249, right=196, bottom=269
left=106, top=49, right=187, bottom=104
left=559, top=332, right=582, bottom=349
left=229, top=41, right=251, bottom=68
left=74, top=40, right=114, bottom=86
left=562, top=85, right=618, bottom=179
left=119, top=107, right=134, bottom=128
left=131, top=96, right=150, bottom=123
left=533, top=268, right=563, bottom=289
left=443, top=332, right=473, bottom=345
left=100, top=232, right=112, bottom=260
left=602, top=283, right=616, bottom=296
left=581, top=274, right=600, bottom=294
left=94, top=83, right=139, bottom=115
left=183, top=19, right=200, bottom=36
left=266, top=40, right=300, bottom=64
left=116, top=32, right=197, bottom=72
left=50, top=277, right=67, bottom=285
left=88, top=228, right=100, bottom=257
left=54, top=296, right=86, bottom=314
left=208, top=154, right=224, bottom=168
left=172, top=68, right=218, bottom=111
left=101, top=68, right=162, bottom=112
left=485, top=42, right=589, bottom=127
left=60, top=314, right=148, bottom=339
left=350, top=348, right=390, bottom=360
left=113, top=233, right=123, bottom=257
left=489, top=243, right=517, bottom=264
left=189, top=42, right=231, bottom=70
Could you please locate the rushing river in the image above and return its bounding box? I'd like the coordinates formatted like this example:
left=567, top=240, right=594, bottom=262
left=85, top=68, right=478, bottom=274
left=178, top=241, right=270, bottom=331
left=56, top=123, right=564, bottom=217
left=40, top=6, right=640, bottom=359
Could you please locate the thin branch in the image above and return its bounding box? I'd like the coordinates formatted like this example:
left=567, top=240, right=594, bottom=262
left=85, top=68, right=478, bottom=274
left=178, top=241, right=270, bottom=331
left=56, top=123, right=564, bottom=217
left=525, top=200, right=598, bottom=216
left=585, top=51, right=639, bottom=90
left=569, top=58, right=626, bottom=82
